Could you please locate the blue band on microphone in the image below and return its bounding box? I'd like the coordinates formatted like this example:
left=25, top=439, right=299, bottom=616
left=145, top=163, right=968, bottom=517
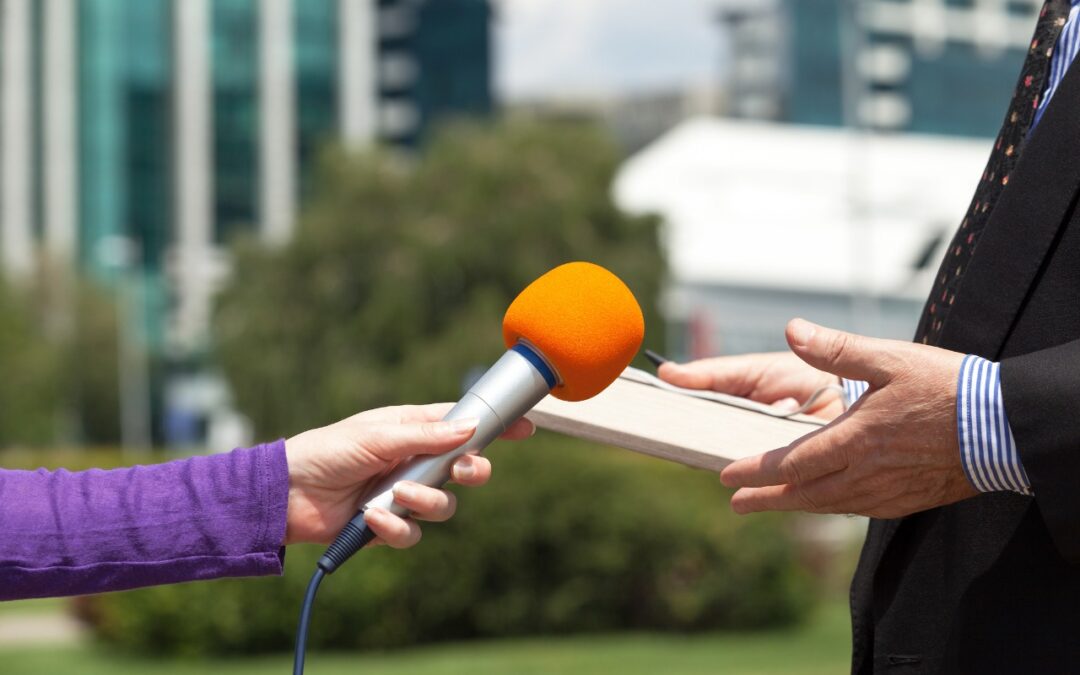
left=511, top=343, right=557, bottom=390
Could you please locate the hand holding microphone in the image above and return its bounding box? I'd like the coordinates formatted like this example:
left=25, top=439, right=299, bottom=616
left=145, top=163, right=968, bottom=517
left=294, top=262, right=645, bottom=674
left=283, top=404, right=534, bottom=548
left=317, top=261, right=645, bottom=572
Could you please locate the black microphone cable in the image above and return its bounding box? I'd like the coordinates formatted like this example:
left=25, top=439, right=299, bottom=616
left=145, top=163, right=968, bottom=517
left=292, top=512, right=379, bottom=675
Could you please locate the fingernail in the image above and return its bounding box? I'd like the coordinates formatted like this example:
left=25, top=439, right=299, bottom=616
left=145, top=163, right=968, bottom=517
left=365, top=507, right=386, bottom=521
left=449, top=418, right=479, bottom=433
left=789, top=319, right=815, bottom=348
left=453, top=461, right=476, bottom=481
left=393, top=482, right=416, bottom=501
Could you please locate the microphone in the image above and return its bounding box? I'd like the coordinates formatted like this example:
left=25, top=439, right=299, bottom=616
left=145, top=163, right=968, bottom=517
left=316, top=261, right=644, bottom=573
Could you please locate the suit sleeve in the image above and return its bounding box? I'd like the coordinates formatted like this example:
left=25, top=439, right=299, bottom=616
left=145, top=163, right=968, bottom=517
left=0, top=441, right=289, bottom=600
left=1000, top=339, right=1080, bottom=563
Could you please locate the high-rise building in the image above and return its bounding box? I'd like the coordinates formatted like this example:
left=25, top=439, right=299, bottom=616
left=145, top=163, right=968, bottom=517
left=0, top=0, right=490, bottom=447
left=719, top=0, right=1042, bottom=136
left=0, top=0, right=492, bottom=353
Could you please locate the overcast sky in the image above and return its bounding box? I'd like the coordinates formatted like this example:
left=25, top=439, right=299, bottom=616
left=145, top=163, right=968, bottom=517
left=494, top=0, right=724, bottom=100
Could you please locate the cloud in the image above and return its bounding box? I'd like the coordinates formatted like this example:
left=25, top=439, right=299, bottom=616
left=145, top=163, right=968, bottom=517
left=495, top=0, right=721, bottom=100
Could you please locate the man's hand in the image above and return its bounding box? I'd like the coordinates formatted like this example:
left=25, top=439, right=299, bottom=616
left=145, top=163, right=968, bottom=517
left=284, top=403, right=534, bottom=547
left=659, top=350, right=845, bottom=420
left=666, top=319, right=977, bottom=519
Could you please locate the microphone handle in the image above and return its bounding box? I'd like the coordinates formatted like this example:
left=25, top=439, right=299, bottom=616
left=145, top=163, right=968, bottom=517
left=318, top=346, right=553, bottom=572
left=361, top=391, right=514, bottom=515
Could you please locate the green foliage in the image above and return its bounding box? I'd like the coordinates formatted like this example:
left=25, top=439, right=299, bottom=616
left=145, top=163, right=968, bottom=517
left=0, top=280, right=63, bottom=445
left=0, top=447, right=129, bottom=471
left=214, top=120, right=665, bottom=438
left=88, top=436, right=815, bottom=656
left=0, top=271, right=121, bottom=449
left=66, top=283, right=122, bottom=445
left=152, top=120, right=815, bottom=658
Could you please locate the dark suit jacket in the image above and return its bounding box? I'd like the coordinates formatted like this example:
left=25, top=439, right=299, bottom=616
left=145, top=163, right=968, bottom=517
left=850, top=46, right=1080, bottom=674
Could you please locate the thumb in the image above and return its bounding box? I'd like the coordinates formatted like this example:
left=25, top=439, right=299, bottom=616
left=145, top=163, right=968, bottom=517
left=786, top=318, right=892, bottom=385
left=362, top=418, right=479, bottom=462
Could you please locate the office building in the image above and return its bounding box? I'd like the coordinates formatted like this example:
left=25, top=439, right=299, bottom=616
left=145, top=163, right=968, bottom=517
left=0, top=0, right=492, bottom=353
left=616, top=118, right=990, bottom=356
left=1, top=0, right=491, bottom=446
left=720, top=0, right=1042, bottom=136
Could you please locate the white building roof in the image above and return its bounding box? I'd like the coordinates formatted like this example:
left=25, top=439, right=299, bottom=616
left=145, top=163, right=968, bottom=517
left=613, top=117, right=992, bottom=298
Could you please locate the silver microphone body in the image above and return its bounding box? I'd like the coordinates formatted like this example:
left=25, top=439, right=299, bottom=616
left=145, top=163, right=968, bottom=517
left=357, top=344, right=554, bottom=516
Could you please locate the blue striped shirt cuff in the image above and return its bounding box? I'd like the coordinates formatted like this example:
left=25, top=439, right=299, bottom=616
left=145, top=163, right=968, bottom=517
left=840, top=378, right=869, bottom=409
left=957, top=354, right=1032, bottom=495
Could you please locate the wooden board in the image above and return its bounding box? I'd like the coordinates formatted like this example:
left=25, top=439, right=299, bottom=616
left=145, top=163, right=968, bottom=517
left=527, top=370, right=826, bottom=472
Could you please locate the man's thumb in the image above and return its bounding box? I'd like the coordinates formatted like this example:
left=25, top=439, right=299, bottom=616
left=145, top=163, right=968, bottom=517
left=786, top=318, right=888, bottom=384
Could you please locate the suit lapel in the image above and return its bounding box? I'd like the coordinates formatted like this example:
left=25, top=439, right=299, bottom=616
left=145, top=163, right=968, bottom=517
left=938, top=59, right=1080, bottom=358
left=863, top=54, right=1080, bottom=587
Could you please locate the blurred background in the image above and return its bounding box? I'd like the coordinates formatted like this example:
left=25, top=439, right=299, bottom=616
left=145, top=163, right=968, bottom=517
left=0, top=0, right=1040, bottom=672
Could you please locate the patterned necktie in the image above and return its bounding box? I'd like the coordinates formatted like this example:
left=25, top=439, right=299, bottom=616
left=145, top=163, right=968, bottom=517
left=915, top=0, right=1072, bottom=345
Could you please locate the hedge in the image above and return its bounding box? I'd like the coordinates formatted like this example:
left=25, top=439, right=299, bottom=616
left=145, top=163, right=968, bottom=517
left=85, top=433, right=816, bottom=656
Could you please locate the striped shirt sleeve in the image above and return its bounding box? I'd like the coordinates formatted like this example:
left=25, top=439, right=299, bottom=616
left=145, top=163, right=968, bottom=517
left=957, top=354, right=1033, bottom=495
left=841, top=378, right=869, bottom=409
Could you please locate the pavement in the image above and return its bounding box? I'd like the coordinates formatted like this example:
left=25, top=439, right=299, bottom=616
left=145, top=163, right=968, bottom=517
left=0, top=611, right=86, bottom=647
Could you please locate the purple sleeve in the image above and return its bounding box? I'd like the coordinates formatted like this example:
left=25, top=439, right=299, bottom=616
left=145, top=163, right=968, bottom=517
left=0, top=440, right=290, bottom=600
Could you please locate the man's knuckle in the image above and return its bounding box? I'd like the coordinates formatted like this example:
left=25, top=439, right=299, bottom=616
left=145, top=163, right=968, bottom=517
left=826, top=332, right=851, bottom=364
left=794, top=484, right=820, bottom=511
left=779, top=459, right=804, bottom=485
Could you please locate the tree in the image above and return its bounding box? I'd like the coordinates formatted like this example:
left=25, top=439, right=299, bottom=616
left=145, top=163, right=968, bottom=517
left=0, top=279, right=63, bottom=446
left=214, top=120, right=665, bottom=437
left=0, top=271, right=122, bottom=448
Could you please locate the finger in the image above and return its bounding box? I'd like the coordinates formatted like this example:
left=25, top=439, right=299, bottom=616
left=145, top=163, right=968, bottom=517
left=363, top=418, right=479, bottom=462
left=786, top=318, right=898, bottom=386
left=500, top=417, right=535, bottom=440
left=363, top=507, right=422, bottom=549
left=449, top=454, right=492, bottom=486
left=392, top=482, right=458, bottom=522
left=658, top=358, right=756, bottom=395
left=729, top=470, right=859, bottom=514
left=720, top=426, right=850, bottom=488
left=350, top=403, right=455, bottom=425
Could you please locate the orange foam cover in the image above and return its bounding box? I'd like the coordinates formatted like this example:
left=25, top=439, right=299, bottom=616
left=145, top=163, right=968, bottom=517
left=503, top=262, right=645, bottom=401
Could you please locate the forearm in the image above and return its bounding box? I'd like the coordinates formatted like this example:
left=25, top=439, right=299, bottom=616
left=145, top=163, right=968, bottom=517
left=0, top=441, right=289, bottom=600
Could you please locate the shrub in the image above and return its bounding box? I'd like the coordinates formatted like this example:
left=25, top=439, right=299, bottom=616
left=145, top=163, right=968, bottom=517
left=87, top=434, right=815, bottom=656
left=213, top=120, right=665, bottom=440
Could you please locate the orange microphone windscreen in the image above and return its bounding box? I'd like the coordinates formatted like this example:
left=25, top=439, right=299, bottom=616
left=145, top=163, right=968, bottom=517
left=503, top=262, right=645, bottom=401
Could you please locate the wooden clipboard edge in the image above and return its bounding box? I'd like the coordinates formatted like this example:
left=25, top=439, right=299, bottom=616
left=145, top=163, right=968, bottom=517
left=525, top=406, right=731, bottom=472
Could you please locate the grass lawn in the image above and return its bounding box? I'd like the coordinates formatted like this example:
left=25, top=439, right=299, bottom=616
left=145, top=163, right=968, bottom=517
left=0, top=600, right=850, bottom=675
left=0, top=597, right=65, bottom=616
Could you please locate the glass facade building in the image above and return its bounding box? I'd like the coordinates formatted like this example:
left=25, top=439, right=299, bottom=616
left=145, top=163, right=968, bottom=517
left=1, top=0, right=491, bottom=444
left=212, top=0, right=260, bottom=244
left=723, top=0, right=1043, bottom=137
left=1, top=0, right=493, bottom=352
